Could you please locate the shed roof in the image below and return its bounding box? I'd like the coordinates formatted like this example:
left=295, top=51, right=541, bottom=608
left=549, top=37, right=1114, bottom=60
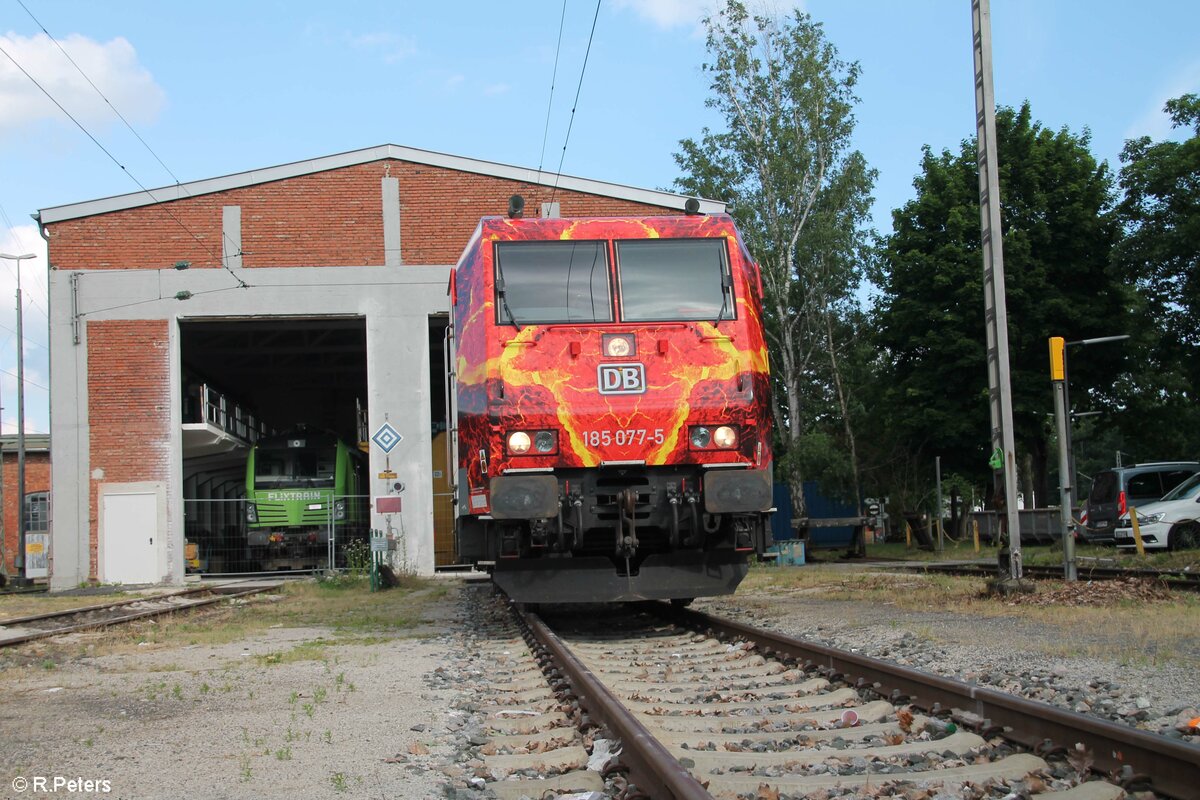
left=38, top=144, right=724, bottom=224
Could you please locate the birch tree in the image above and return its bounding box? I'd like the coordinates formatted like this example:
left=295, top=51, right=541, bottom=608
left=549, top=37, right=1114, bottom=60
left=674, top=0, right=875, bottom=515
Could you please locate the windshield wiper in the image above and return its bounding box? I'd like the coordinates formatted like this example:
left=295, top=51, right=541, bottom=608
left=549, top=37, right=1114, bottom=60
left=493, top=265, right=523, bottom=331
left=713, top=270, right=733, bottom=327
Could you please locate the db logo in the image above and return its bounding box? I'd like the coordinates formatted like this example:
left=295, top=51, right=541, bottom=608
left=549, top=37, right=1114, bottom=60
left=597, top=363, right=647, bottom=395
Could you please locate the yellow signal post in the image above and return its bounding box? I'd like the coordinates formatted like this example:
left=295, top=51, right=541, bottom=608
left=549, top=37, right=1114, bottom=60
left=1049, top=336, right=1066, bottom=381
left=973, top=519, right=981, bottom=553
left=1130, top=506, right=1146, bottom=556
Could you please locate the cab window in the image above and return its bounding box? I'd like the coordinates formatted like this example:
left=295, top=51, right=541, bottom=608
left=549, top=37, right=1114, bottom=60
left=616, top=239, right=733, bottom=323
left=494, top=241, right=612, bottom=324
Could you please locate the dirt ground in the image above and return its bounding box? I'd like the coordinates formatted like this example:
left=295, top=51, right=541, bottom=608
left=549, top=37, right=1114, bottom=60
left=0, top=582, right=464, bottom=800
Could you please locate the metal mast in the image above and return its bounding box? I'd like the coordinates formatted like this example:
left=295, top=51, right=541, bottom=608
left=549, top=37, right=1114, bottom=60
left=971, top=0, right=1022, bottom=580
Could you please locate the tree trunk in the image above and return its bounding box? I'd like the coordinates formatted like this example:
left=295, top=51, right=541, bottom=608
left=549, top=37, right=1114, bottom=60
left=824, top=308, right=862, bottom=513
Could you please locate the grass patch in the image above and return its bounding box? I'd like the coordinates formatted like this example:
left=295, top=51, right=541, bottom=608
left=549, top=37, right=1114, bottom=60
left=0, top=576, right=444, bottom=674
left=741, top=562, right=1200, bottom=666
left=844, top=538, right=1200, bottom=571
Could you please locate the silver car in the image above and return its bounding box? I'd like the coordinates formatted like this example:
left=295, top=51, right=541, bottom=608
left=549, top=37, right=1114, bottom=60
left=1114, top=471, right=1200, bottom=551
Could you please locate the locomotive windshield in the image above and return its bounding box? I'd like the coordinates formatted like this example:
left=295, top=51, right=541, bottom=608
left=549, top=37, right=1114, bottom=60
left=254, top=449, right=337, bottom=488
left=495, top=241, right=612, bottom=324
left=617, top=239, right=732, bottom=322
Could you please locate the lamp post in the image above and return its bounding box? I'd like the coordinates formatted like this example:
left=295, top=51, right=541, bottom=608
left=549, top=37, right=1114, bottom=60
left=1049, top=333, right=1130, bottom=581
left=0, top=252, right=36, bottom=584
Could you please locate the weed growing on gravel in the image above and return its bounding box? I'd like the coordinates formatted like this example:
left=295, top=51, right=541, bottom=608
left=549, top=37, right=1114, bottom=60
left=274, top=746, right=292, bottom=761
left=330, top=772, right=347, bottom=791
left=323, top=730, right=332, bottom=744
left=239, top=755, right=252, bottom=782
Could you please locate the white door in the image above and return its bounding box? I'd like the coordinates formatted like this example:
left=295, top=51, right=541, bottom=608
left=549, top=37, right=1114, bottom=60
left=102, top=491, right=160, bottom=584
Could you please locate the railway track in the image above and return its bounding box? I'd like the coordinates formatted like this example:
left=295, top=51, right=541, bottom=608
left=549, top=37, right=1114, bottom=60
left=0, top=583, right=278, bottom=647
left=905, top=562, right=1200, bottom=591
left=458, top=587, right=1197, bottom=799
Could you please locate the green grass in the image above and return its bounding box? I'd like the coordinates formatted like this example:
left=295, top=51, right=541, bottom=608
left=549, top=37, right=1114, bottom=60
left=833, top=537, right=1200, bottom=571
left=740, top=560, right=1200, bottom=666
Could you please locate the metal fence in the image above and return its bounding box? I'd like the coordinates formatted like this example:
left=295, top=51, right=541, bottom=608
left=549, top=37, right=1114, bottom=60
left=184, top=496, right=370, bottom=575
left=968, top=508, right=1082, bottom=545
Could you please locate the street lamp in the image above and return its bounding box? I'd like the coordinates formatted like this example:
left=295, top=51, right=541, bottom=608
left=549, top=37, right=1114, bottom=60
left=0, top=252, right=36, bottom=585
left=1049, top=333, right=1131, bottom=581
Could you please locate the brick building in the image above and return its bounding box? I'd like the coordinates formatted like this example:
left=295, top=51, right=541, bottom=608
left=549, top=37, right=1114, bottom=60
left=0, top=434, right=51, bottom=579
left=38, top=145, right=721, bottom=589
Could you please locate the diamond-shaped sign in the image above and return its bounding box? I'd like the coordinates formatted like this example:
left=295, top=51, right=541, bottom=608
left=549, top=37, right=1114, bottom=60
left=371, top=422, right=403, bottom=453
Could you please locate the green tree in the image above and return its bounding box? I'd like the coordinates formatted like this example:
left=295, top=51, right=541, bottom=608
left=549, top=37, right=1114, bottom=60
left=673, top=0, right=876, bottom=515
left=872, top=103, right=1130, bottom=507
left=1112, top=94, right=1200, bottom=460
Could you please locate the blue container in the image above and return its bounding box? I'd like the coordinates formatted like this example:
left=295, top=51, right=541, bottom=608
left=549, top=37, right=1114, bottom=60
left=772, top=482, right=859, bottom=549
left=769, top=539, right=806, bottom=566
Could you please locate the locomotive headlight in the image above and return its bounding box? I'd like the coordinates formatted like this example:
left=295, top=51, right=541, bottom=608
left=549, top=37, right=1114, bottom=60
left=603, top=333, right=635, bottom=357
left=334, top=499, right=347, bottom=520
left=713, top=426, right=738, bottom=448
left=690, top=426, right=711, bottom=448
left=246, top=503, right=258, bottom=524
left=507, top=431, right=532, bottom=454
left=534, top=431, right=557, bottom=453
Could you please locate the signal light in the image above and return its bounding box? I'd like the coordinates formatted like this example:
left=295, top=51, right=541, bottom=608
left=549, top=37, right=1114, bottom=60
left=713, top=426, right=737, bottom=448
left=603, top=333, right=635, bottom=357
left=506, top=430, right=558, bottom=455
left=689, top=425, right=739, bottom=450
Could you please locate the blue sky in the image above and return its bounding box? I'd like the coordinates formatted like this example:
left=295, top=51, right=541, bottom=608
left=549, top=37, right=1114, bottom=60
left=2, top=0, right=1198, bottom=435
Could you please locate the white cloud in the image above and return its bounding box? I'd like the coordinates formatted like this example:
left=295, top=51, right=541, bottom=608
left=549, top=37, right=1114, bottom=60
left=0, top=32, right=165, bottom=135
left=345, top=31, right=417, bottom=64
left=611, top=0, right=709, bottom=29
left=483, top=83, right=511, bottom=97
left=0, top=224, right=50, bottom=435
left=611, top=0, right=804, bottom=31
left=1123, top=59, right=1200, bottom=142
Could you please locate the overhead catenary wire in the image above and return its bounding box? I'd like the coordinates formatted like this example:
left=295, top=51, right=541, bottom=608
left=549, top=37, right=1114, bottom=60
left=0, top=41, right=247, bottom=290
left=536, top=0, right=569, bottom=182
left=14, top=0, right=187, bottom=189
left=549, top=0, right=603, bottom=207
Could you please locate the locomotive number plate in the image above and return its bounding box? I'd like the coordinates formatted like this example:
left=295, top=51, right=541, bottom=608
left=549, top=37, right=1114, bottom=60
left=583, top=428, right=666, bottom=448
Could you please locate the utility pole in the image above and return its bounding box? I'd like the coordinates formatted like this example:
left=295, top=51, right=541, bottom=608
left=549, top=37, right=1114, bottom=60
left=1049, top=337, right=1076, bottom=580
left=0, top=252, right=36, bottom=585
left=971, top=0, right=1023, bottom=585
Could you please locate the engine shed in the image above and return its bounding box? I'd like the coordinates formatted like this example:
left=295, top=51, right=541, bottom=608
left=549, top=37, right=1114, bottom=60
left=38, top=145, right=722, bottom=589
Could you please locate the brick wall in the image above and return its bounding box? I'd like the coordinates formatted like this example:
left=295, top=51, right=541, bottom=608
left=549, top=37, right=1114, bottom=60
left=0, top=451, right=50, bottom=576
left=87, top=320, right=171, bottom=579
left=47, top=159, right=678, bottom=270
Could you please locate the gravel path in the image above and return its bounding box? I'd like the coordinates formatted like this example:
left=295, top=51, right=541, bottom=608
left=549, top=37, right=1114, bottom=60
left=3, top=573, right=1195, bottom=800
left=696, top=574, right=1200, bottom=746
left=0, top=589, right=465, bottom=800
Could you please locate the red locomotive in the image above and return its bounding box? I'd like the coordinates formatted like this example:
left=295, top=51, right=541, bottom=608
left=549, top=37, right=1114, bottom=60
left=447, top=200, right=773, bottom=602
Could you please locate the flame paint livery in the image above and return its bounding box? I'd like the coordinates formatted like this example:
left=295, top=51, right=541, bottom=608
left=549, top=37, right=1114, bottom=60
left=449, top=213, right=774, bottom=603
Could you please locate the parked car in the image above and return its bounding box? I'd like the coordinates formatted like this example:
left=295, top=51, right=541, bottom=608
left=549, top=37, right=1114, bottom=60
left=1082, top=462, right=1200, bottom=544
left=1113, top=471, right=1200, bottom=551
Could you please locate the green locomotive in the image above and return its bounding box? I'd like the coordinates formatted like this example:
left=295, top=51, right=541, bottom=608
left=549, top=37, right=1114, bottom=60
left=245, top=427, right=366, bottom=570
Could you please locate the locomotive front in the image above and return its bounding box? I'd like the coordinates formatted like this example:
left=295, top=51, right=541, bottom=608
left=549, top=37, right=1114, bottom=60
left=450, top=212, right=773, bottom=602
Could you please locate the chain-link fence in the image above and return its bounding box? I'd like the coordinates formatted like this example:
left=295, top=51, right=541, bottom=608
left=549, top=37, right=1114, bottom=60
left=184, top=495, right=369, bottom=575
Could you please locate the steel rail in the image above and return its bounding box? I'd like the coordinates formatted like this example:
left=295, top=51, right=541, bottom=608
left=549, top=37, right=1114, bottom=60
left=659, top=605, right=1200, bottom=800
left=519, top=606, right=713, bottom=800
left=0, top=585, right=223, bottom=627
left=906, top=562, right=1200, bottom=590
left=0, top=586, right=274, bottom=648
